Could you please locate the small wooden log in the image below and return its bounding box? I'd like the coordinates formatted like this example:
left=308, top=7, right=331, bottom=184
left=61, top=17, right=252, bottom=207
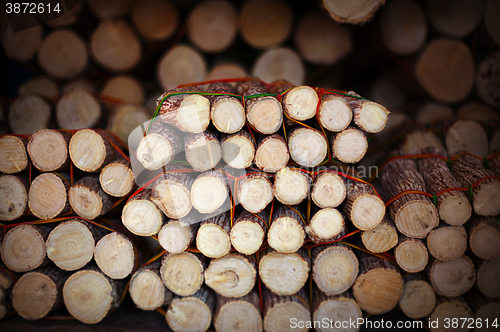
left=207, top=82, right=245, bottom=134
left=191, top=170, right=229, bottom=214
left=94, top=232, right=136, bottom=280
left=415, top=38, right=474, bottom=103
left=235, top=80, right=282, bottom=135
left=88, top=0, right=135, bottom=18
left=204, top=253, right=257, bottom=298
left=451, top=154, right=500, bottom=216
left=1, top=18, right=42, bottom=62
left=426, top=0, right=485, bottom=39
left=62, top=79, right=95, bottom=94
left=0, top=175, right=28, bottom=221
left=197, top=211, right=231, bottom=258
left=361, top=217, right=399, bottom=253
left=28, top=173, right=69, bottom=220
left=469, top=215, right=500, bottom=260
left=470, top=289, right=500, bottom=329
left=477, top=51, right=500, bottom=108
left=311, top=171, right=346, bottom=209
left=288, top=127, right=328, bottom=167
left=321, top=0, right=385, bottom=24
left=0, top=136, right=28, bottom=174
left=187, top=0, right=237, bottom=53
left=63, top=265, right=125, bottom=324
left=158, top=86, right=211, bottom=133
left=427, top=224, right=467, bottom=261
left=239, top=0, right=293, bottom=49
left=401, top=130, right=447, bottom=156
left=38, top=29, right=88, bottom=80
left=254, top=134, right=290, bottom=173
left=1, top=225, right=50, bottom=272
left=342, top=181, right=385, bottom=231
left=9, top=95, right=51, bottom=135
left=394, top=235, right=429, bottom=273
left=185, top=131, right=222, bottom=172
left=381, top=157, right=439, bottom=238
left=158, top=216, right=199, bottom=254
left=221, top=129, right=255, bottom=169
left=69, top=175, right=113, bottom=220
left=252, top=48, right=305, bottom=86
left=136, top=122, right=182, bottom=171
left=70, top=129, right=115, bottom=173
left=263, top=287, right=310, bottom=332
left=330, top=127, right=368, bottom=164
left=273, top=167, right=311, bottom=205
left=90, top=19, right=142, bottom=72
left=151, top=170, right=194, bottom=219
left=280, top=85, right=319, bottom=121
left=237, top=173, right=273, bottom=214
left=312, top=288, right=362, bottom=332
left=108, top=105, right=150, bottom=144
left=166, top=287, right=215, bottom=332
left=18, top=76, right=59, bottom=100
left=160, top=252, right=208, bottom=296
left=57, top=89, right=101, bottom=130
left=427, top=255, right=476, bottom=297
left=12, top=265, right=69, bottom=320
left=259, top=248, right=310, bottom=296
left=157, top=45, right=207, bottom=91
left=100, top=159, right=135, bottom=198
left=28, top=129, right=71, bottom=172
left=122, top=189, right=165, bottom=236
left=348, top=94, right=389, bottom=134
left=317, top=94, right=352, bottom=133
left=268, top=205, right=306, bottom=253
left=102, top=75, right=145, bottom=108
left=476, top=256, right=500, bottom=299
left=214, top=291, right=262, bottom=332
left=129, top=262, right=173, bottom=311
left=312, top=243, right=358, bottom=296
left=46, top=219, right=105, bottom=271
left=457, top=102, right=499, bottom=122
left=415, top=103, right=453, bottom=124
left=230, top=210, right=268, bottom=255
left=429, top=296, right=473, bottom=332
left=445, top=120, right=489, bottom=159
left=380, top=0, right=427, bottom=56
left=306, top=208, right=346, bottom=244
left=398, top=273, right=436, bottom=319
left=352, top=252, right=404, bottom=315
left=131, top=0, right=179, bottom=42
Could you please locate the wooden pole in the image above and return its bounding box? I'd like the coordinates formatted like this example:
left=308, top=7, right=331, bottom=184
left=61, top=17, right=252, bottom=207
left=1, top=18, right=42, bottom=62
left=213, top=291, right=262, bottom=332
left=166, top=287, right=215, bottom=332
left=56, top=89, right=101, bottom=130
left=131, top=0, right=179, bottom=42
left=469, top=215, right=500, bottom=260
left=99, top=159, right=135, bottom=198
left=160, top=252, right=208, bottom=296
left=268, top=205, right=306, bottom=253
left=273, top=167, right=311, bottom=206
left=476, top=256, right=500, bottom=299
left=157, top=45, right=207, bottom=91
left=445, top=120, right=489, bottom=159
left=184, top=131, right=222, bottom=172
left=330, top=127, right=368, bottom=164
left=8, top=95, right=51, bottom=135
left=0, top=136, right=28, bottom=174
left=1, top=225, right=50, bottom=272
left=230, top=210, right=268, bottom=255
left=361, top=217, right=398, bottom=253
left=196, top=211, right=232, bottom=258
left=136, top=122, right=182, bottom=171
left=19, top=76, right=59, bottom=100
left=429, top=296, right=473, bottom=331
left=342, top=181, right=385, bottom=231
left=426, top=0, right=485, bottom=38
left=426, top=255, right=476, bottom=297
left=263, top=287, right=311, bottom=332
left=252, top=48, right=305, bottom=86
left=94, top=232, right=136, bottom=280
left=151, top=170, right=194, bottom=219
left=191, top=170, right=229, bottom=214
left=0, top=175, right=28, bottom=221
left=207, top=82, right=245, bottom=134
left=427, top=223, right=467, bottom=261
left=122, top=189, right=165, bottom=236
left=398, top=273, right=436, bottom=319
left=129, top=262, right=172, bottom=311
left=108, top=105, right=150, bottom=144
left=69, top=175, right=113, bottom=220
left=158, top=216, right=199, bottom=254
left=394, top=235, right=428, bottom=273
left=28, top=173, right=70, bottom=220
left=321, top=0, right=385, bottom=24
left=311, top=171, right=346, bottom=209
left=288, top=127, right=328, bottom=167
left=306, top=208, right=346, bottom=244
left=317, top=94, right=353, bottom=133
left=312, top=288, right=362, bottom=332
left=28, top=129, right=71, bottom=172
left=254, top=134, right=290, bottom=173
left=237, top=173, right=273, bottom=214
left=221, top=129, right=255, bottom=169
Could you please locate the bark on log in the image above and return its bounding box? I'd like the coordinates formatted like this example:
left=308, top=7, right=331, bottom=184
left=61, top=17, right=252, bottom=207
left=94, top=232, right=136, bottom=280
left=451, top=154, right=500, bottom=216
left=361, top=217, right=399, bottom=253
left=28, top=173, right=70, bottom=220
left=28, top=129, right=71, bottom=172
left=214, top=291, right=262, bottom=332
left=108, top=105, right=150, bottom=144
left=207, top=82, right=245, bottom=134
left=151, top=170, right=194, bottom=219
left=312, top=243, right=358, bottom=296
left=476, top=256, right=500, bottom=299
left=69, top=129, right=115, bottom=173
left=311, top=171, right=346, bottom=209
left=476, top=51, right=500, bottom=108
left=317, top=94, right=352, bottom=132
left=46, top=219, right=106, bottom=271
left=306, top=208, right=346, bottom=244
left=342, top=181, right=385, bottom=231
left=69, top=175, right=113, bottom=220
left=1, top=225, right=50, bottom=272
left=220, top=129, right=255, bottom=169
left=160, top=251, right=208, bottom=297
left=347, top=93, right=389, bottom=133
left=131, top=0, right=179, bottom=42
left=197, top=211, right=232, bottom=258
left=252, top=48, right=305, bottom=86
left=254, top=134, right=290, bottom=173
left=445, top=120, right=489, bottom=159
left=157, top=45, right=207, bottom=91
left=158, top=216, right=199, bottom=254
left=263, top=287, right=310, bottom=332
left=0, top=174, right=29, bottom=221
left=427, top=223, right=467, bottom=261
left=63, top=264, right=126, bottom=324
left=0, top=135, right=28, bottom=174
left=394, top=234, right=428, bottom=273
left=259, top=247, right=310, bottom=296
left=312, top=288, right=362, bottom=332
left=268, top=205, right=306, bottom=253
left=426, top=255, right=476, bottom=297
left=122, top=189, right=165, bottom=236
left=191, top=170, right=229, bottom=214
left=56, top=89, right=101, bottom=130
left=100, top=159, right=135, bottom=198
left=288, top=127, right=328, bottom=167
left=398, top=273, right=436, bottom=319
left=381, top=157, right=439, bottom=238
left=426, top=0, right=485, bottom=39
left=1, top=18, right=42, bottom=62
left=273, top=167, right=311, bottom=205
left=429, top=296, right=473, bottom=332
left=401, top=130, right=447, bottom=156
left=469, top=215, right=500, bottom=260
left=129, top=261, right=173, bottom=311
left=352, top=252, right=403, bottom=315
left=185, top=131, right=222, bottom=172
left=136, top=122, right=182, bottom=171
left=321, top=0, right=385, bottom=24
left=330, top=127, right=368, bottom=164
left=230, top=210, right=268, bottom=255
left=236, top=80, right=283, bottom=135
left=204, top=253, right=257, bottom=298
left=8, top=95, right=51, bottom=135
left=166, top=287, right=215, bottom=332
left=237, top=172, right=273, bottom=213
left=12, top=265, right=69, bottom=320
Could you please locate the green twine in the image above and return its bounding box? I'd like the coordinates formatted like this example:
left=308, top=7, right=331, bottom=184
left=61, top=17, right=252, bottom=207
left=432, top=194, right=437, bottom=207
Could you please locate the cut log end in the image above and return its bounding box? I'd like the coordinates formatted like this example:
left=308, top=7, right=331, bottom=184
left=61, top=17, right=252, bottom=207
left=470, top=217, right=500, bottom=260
left=394, top=238, right=428, bottom=273
left=247, top=97, right=283, bottom=134
left=474, top=181, right=500, bottom=216
left=185, top=133, right=222, bottom=172
left=69, top=129, right=111, bottom=172
left=0, top=136, right=28, bottom=174
left=212, top=99, right=246, bottom=134
left=130, top=270, right=168, bottom=311
left=69, top=185, right=103, bottom=220
left=427, top=226, right=467, bottom=262
left=322, top=0, right=385, bottom=24
left=311, top=172, right=346, bottom=208
left=445, top=120, right=488, bottom=159
left=29, top=173, right=68, bottom=220
left=353, top=101, right=389, bottom=133
left=94, top=233, right=135, bottom=280
left=439, top=195, right=471, bottom=226
left=264, top=301, right=310, bottom=332
left=161, top=252, right=205, bottom=296
left=158, top=220, right=194, bottom=254
left=166, top=296, right=212, bottom=332
left=1, top=225, right=47, bottom=272
left=428, top=256, right=476, bottom=297
left=313, top=245, right=358, bottom=295
left=477, top=256, right=500, bottom=298
left=122, top=199, right=163, bottom=237
left=429, top=297, right=473, bottom=332
left=57, top=89, right=101, bottom=130
left=399, top=279, right=436, bottom=319
left=173, top=95, right=211, bottom=134
left=12, top=271, right=59, bottom=320
left=28, top=129, right=69, bottom=172
left=221, top=134, right=255, bottom=169
left=255, top=135, right=289, bottom=173
left=288, top=128, right=328, bottom=167
left=230, top=220, right=265, bottom=255
left=157, top=45, right=207, bottom=91
left=318, top=96, right=352, bottom=132
left=361, top=219, right=398, bottom=253
left=191, top=174, right=228, bottom=214
left=137, top=134, right=175, bottom=171
left=273, top=167, right=310, bottom=205
left=284, top=86, right=319, bottom=121
left=9, top=95, right=51, bottom=135
left=313, top=294, right=362, bottom=332
left=152, top=180, right=192, bottom=220
left=0, top=175, right=28, bottom=221
left=197, top=223, right=231, bottom=259
left=306, top=208, right=344, bottom=243
left=332, top=128, right=368, bottom=164
left=215, top=296, right=262, bottom=332
left=351, top=194, right=385, bottom=230
left=100, top=162, right=135, bottom=197
left=268, top=216, right=305, bottom=253
left=238, top=174, right=273, bottom=213
left=395, top=200, right=439, bottom=238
